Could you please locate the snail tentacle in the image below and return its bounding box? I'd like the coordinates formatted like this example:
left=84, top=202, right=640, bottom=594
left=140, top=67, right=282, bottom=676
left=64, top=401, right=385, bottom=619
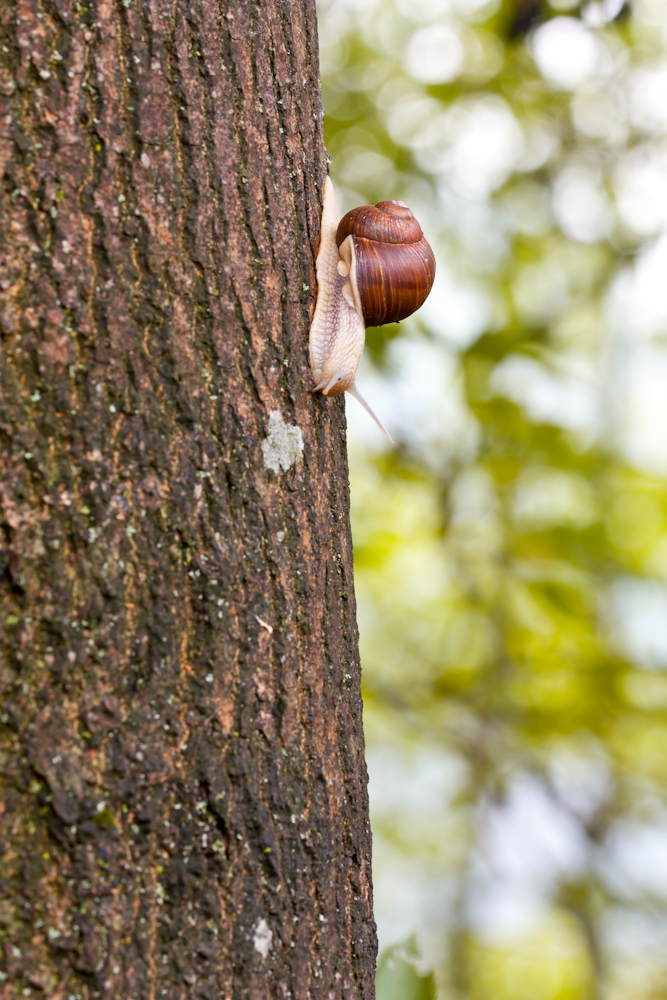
left=347, top=382, right=394, bottom=446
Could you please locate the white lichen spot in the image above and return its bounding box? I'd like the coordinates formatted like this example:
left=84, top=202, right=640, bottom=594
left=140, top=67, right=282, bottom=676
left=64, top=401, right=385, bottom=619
left=261, top=411, right=303, bottom=474
left=253, top=918, right=272, bottom=959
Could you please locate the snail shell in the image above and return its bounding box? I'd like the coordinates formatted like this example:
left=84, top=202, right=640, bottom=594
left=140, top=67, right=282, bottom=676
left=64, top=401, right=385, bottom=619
left=335, top=201, right=436, bottom=327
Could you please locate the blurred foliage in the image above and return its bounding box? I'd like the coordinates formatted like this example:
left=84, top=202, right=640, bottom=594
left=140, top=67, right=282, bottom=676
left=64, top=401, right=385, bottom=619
left=377, top=938, right=438, bottom=998
left=317, top=0, right=667, bottom=996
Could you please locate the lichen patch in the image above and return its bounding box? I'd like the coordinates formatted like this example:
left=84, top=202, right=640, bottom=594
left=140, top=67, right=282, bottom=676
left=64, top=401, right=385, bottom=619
left=253, top=918, right=273, bottom=958
left=261, top=411, right=304, bottom=474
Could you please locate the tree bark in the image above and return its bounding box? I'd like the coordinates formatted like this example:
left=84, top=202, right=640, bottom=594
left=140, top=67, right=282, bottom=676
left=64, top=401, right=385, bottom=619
left=0, top=1, right=376, bottom=997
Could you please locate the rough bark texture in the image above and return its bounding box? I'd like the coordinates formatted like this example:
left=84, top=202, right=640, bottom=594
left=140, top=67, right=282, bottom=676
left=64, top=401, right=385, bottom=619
left=0, top=1, right=377, bottom=997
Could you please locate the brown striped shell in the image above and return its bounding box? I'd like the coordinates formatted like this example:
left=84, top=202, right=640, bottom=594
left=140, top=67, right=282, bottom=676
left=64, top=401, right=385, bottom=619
left=335, top=200, right=436, bottom=327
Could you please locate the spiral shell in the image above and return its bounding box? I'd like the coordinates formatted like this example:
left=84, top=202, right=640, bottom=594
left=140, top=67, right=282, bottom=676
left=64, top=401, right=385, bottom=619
left=335, top=200, right=436, bottom=327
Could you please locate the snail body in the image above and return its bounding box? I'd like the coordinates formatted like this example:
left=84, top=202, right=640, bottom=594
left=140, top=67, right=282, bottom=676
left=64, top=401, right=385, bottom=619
left=309, top=178, right=435, bottom=444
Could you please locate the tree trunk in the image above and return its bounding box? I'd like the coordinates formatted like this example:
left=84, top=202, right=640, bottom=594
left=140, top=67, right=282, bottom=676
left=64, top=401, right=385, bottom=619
left=0, top=1, right=376, bottom=997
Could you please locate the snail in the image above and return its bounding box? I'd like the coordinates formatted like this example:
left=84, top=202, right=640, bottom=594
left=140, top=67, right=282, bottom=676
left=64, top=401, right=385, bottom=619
left=308, top=177, right=436, bottom=444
